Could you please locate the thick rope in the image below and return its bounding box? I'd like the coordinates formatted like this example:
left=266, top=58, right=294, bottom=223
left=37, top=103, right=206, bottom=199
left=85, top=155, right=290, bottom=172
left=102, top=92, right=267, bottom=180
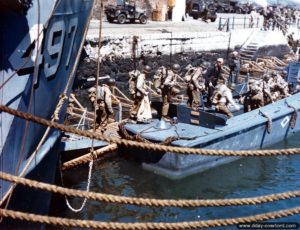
left=1, top=104, right=300, bottom=157
left=259, top=110, right=272, bottom=134
left=0, top=0, right=94, bottom=207
left=62, top=144, right=118, bottom=170
left=1, top=206, right=300, bottom=229
left=1, top=172, right=300, bottom=208
left=286, top=102, right=298, bottom=129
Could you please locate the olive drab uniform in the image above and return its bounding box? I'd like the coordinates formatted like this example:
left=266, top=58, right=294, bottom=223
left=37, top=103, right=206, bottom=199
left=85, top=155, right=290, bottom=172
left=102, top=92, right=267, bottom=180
left=205, top=58, right=224, bottom=106
left=128, top=70, right=141, bottom=120
left=88, top=84, right=114, bottom=130
left=228, top=52, right=240, bottom=85
left=161, top=69, right=180, bottom=118
left=212, top=81, right=239, bottom=118
left=262, top=75, right=274, bottom=105
left=185, top=67, right=205, bottom=110
left=129, top=67, right=152, bottom=122
left=153, top=66, right=167, bottom=94
left=272, top=72, right=290, bottom=99
left=128, top=70, right=141, bottom=98
left=248, top=79, right=264, bottom=111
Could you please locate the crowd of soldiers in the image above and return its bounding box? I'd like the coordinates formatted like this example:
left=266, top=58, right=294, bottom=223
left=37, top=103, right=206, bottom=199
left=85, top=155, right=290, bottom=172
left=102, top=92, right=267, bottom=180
left=241, top=70, right=291, bottom=112
left=88, top=51, right=297, bottom=129
left=127, top=53, right=243, bottom=121
left=261, top=6, right=298, bottom=34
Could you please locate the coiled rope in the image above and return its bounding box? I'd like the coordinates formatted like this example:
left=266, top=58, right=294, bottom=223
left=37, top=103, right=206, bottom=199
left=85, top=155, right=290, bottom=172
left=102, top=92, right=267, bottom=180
left=1, top=206, right=300, bottom=229
left=1, top=172, right=300, bottom=208
left=1, top=104, right=300, bottom=157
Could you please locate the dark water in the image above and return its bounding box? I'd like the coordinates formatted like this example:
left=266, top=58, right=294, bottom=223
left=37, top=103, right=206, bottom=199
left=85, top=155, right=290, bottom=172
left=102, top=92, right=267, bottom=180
left=49, top=133, right=300, bottom=229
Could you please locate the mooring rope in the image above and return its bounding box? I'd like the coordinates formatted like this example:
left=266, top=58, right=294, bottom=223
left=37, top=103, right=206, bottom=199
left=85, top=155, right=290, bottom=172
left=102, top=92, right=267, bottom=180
left=0, top=0, right=94, bottom=208
left=1, top=172, right=300, bottom=208
left=1, top=104, right=300, bottom=157
left=62, top=144, right=118, bottom=170
left=1, top=206, right=300, bottom=229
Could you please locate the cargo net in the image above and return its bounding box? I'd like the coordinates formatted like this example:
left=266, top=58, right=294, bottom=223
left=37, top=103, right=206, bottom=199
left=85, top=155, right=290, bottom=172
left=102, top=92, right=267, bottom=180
left=1, top=104, right=300, bottom=229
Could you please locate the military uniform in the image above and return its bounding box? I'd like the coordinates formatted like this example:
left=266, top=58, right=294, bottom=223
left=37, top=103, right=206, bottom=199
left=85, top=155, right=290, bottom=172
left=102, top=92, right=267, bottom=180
left=185, top=64, right=207, bottom=110
left=272, top=72, right=290, bottom=98
left=205, top=58, right=224, bottom=106
left=212, top=80, right=239, bottom=118
left=262, top=75, right=274, bottom=105
left=89, top=83, right=114, bottom=131
left=161, top=67, right=180, bottom=118
left=153, top=66, right=167, bottom=94
left=228, top=51, right=240, bottom=85
left=129, top=66, right=151, bottom=121
left=248, top=79, right=264, bottom=111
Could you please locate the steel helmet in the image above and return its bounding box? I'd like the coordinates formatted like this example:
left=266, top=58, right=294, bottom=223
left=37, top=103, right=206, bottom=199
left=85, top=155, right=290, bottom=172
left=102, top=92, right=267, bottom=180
left=281, top=70, right=288, bottom=77
left=271, top=71, right=278, bottom=76
left=172, top=63, right=180, bottom=72
left=143, top=65, right=152, bottom=73
left=107, top=78, right=116, bottom=86
left=200, top=61, right=210, bottom=69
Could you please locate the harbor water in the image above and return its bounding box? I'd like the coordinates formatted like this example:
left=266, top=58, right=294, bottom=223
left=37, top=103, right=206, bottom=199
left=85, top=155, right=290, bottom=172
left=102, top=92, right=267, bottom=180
left=48, top=132, right=300, bottom=229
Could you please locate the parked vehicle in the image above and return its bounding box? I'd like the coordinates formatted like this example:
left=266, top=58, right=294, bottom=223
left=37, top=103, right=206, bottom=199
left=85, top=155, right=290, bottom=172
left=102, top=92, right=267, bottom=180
left=186, top=0, right=217, bottom=22
left=105, top=0, right=148, bottom=24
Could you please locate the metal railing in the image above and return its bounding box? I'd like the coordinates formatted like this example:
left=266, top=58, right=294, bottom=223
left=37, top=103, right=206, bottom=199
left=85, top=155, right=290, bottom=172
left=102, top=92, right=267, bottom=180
left=218, top=16, right=261, bottom=31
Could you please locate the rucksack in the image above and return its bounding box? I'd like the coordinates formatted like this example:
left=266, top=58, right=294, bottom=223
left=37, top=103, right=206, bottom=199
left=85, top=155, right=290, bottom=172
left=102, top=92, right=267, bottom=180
left=128, top=70, right=140, bottom=95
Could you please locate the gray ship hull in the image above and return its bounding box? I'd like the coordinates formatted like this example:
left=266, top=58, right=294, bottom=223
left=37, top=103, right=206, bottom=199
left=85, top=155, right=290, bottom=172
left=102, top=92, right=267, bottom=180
left=0, top=0, right=94, bottom=224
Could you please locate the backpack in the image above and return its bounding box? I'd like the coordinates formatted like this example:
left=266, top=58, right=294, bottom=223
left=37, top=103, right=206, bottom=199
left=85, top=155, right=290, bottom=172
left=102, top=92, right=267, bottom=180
left=128, top=70, right=140, bottom=95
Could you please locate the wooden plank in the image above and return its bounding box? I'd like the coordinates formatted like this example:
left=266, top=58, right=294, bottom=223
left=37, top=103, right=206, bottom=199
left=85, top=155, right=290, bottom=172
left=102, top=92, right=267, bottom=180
left=190, top=119, right=199, bottom=125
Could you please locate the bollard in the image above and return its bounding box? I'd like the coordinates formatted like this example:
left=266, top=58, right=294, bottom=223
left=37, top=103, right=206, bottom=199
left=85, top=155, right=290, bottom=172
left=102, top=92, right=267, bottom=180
left=243, top=16, right=246, bottom=29
left=232, top=16, right=235, bottom=30
left=218, top=17, right=222, bottom=30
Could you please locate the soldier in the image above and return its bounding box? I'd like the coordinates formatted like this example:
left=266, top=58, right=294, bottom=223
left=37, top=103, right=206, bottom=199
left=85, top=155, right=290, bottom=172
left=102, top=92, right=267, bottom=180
left=271, top=71, right=290, bottom=99
left=279, top=70, right=291, bottom=97
left=128, top=69, right=141, bottom=99
left=153, top=66, right=167, bottom=95
left=88, top=79, right=115, bottom=132
left=205, top=58, right=224, bottom=106
left=129, top=65, right=152, bottom=122
left=185, top=62, right=209, bottom=110
left=262, top=74, right=274, bottom=105
left=248, top=79, right=264, bottom=110
left=161, top=63, right=180, bottom=120
left=228, top=51, right=240, bottom=85
left=211, top=78, right=240, bottom=118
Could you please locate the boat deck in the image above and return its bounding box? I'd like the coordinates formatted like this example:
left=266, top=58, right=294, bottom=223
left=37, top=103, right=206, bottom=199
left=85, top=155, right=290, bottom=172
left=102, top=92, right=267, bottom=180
left=102, top=121, right=121, bottom=139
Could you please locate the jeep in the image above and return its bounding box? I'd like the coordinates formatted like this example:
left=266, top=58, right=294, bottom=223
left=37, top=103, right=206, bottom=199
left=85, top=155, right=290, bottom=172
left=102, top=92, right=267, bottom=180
left=186, top=0, right=217, bottom=22
left=105, top=0, right=148, bottom=24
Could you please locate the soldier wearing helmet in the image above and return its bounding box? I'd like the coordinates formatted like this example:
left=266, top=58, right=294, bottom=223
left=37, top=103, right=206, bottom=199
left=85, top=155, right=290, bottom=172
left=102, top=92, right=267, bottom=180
left=153, top=66, right=167, bottom=95
left=211, top=77, right=240, bottom=118
left=129, top=65, right=152, bottom=122
left=184, top=62, right=207, bottom=110
left=88, top=78, right=115, bottom=132
left=161, top=63, right=181, bottom=120
left=262, top=74, right=274, bottom=105
left=205, top=57, right=225, bottom=107
left=228, top=51, right=240, bottom=85
left=271, top=70, right=290, bottom=99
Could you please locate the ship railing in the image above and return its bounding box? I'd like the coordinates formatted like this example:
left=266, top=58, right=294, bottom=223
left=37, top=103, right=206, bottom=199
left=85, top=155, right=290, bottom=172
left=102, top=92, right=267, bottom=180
left=68, top=108, right=89, bottom=141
